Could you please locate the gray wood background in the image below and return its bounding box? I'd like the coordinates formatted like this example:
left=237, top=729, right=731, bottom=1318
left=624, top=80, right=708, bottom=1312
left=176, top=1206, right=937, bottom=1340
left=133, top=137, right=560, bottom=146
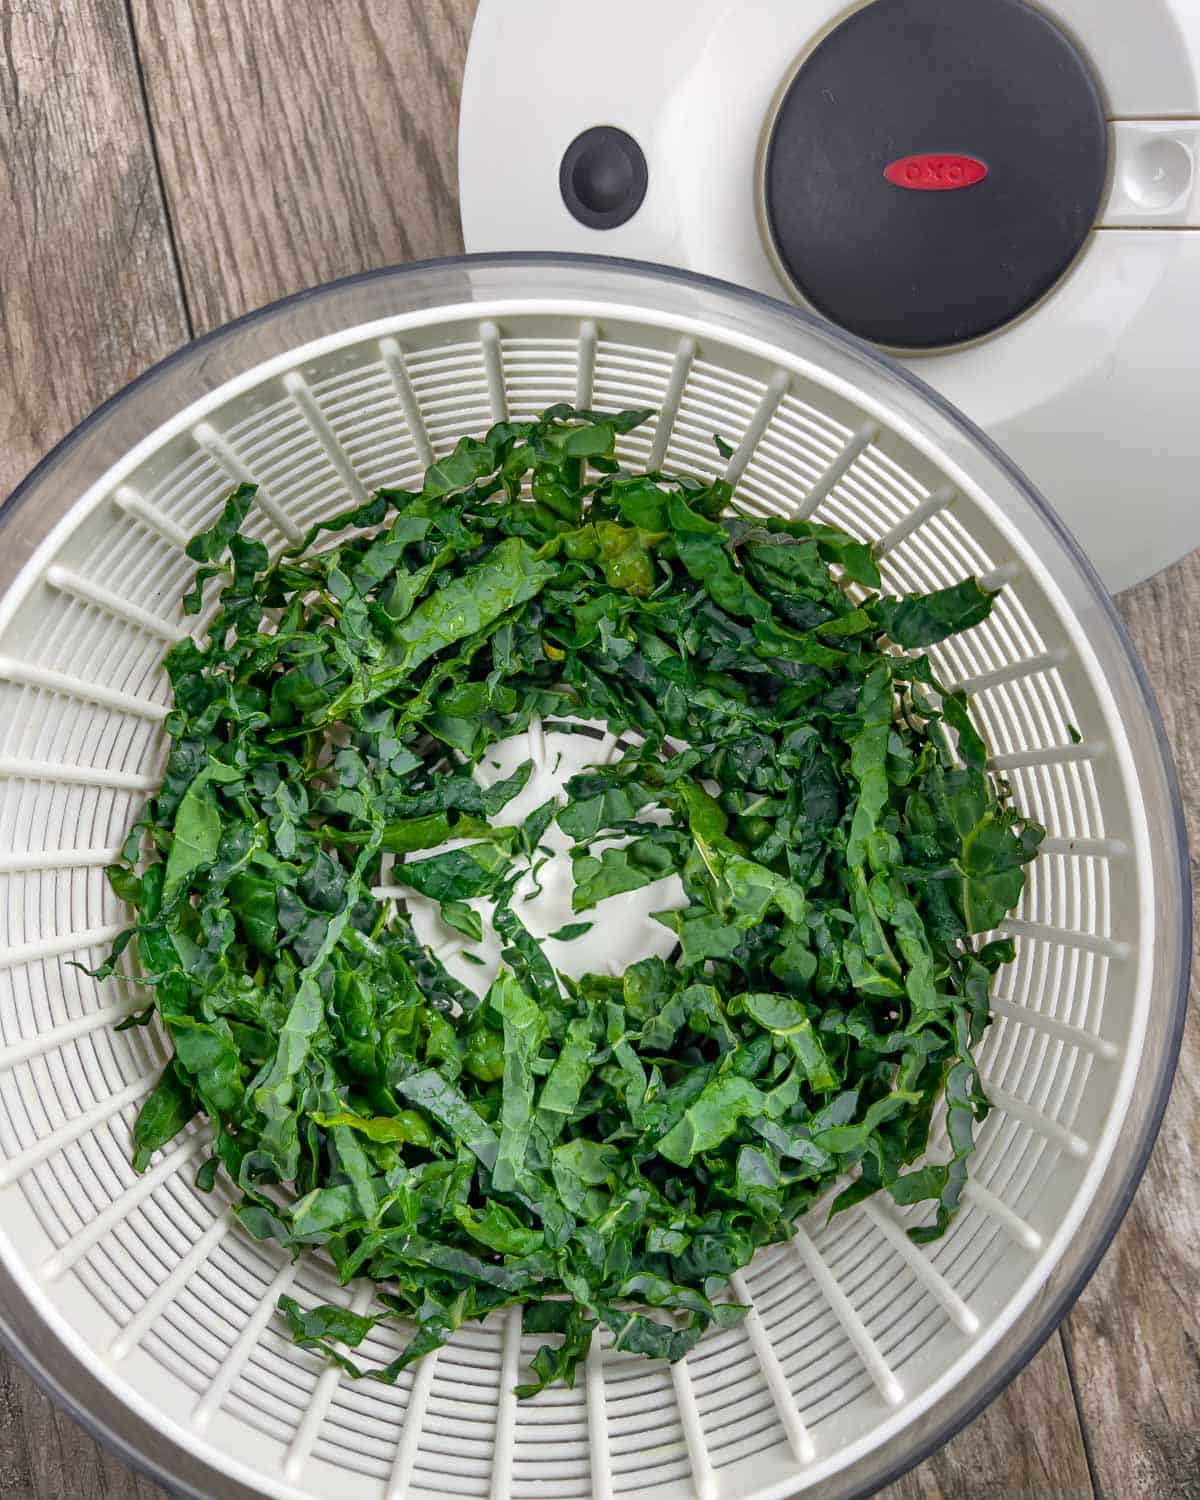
left=0, top=3, right=1195, bottom=1497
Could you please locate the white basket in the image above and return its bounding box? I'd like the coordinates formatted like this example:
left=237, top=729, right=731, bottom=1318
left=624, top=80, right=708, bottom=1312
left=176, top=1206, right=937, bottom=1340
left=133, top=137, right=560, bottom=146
left=0, top=258, right=1186, bottom=1500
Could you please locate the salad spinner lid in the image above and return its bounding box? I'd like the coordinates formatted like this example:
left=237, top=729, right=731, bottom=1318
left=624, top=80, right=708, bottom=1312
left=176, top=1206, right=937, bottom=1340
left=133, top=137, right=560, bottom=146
left=459, top=0, right=1200, bottom=592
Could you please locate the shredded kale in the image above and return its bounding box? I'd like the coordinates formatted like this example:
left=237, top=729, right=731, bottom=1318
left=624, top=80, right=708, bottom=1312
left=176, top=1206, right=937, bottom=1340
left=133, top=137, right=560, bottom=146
left=88, top=403, right=1041, bottom=1396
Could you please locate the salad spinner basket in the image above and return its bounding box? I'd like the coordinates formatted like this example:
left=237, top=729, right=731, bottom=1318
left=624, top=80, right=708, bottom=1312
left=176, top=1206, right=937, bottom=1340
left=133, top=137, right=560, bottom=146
left=0, top=257, right=1187, bottom=1500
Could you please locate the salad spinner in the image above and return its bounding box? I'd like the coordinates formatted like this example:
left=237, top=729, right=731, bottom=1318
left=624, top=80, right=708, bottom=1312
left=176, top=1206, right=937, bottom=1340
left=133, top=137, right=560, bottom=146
left=0, top=256, right=1187, bottom=1500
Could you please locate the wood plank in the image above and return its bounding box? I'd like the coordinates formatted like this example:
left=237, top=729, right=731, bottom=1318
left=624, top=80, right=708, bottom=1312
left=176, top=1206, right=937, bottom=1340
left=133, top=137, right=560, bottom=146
left=1059, top=553, right=1200, bottom=1499
left=882, top=1339, right=1096, bottom=1500
left=0, top=1356, right=162, bottom=1500
left=129, top=0, right=477, bottom=334
left=0, top=0, right=187, bottom=502
left=0, top=1, right=185, bottom=1490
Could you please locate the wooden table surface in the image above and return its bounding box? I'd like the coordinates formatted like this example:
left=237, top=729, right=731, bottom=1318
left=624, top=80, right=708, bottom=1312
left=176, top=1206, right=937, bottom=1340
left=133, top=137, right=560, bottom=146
left=1, top=4, right=1196, bottom=1497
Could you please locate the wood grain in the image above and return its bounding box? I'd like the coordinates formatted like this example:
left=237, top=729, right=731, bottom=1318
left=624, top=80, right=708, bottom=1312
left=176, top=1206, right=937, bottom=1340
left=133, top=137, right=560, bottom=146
left=0, top=1, right=1195, bottom=1496
left=0, top=0, right=187, bottom=500
left=1059, top=554, right=1200, bottom=1500
left=0, top=2, right=185, bottom=1487
left=885, top=1340, right=1096, bottom=1500
left=129, top=0, right=476, bottom=334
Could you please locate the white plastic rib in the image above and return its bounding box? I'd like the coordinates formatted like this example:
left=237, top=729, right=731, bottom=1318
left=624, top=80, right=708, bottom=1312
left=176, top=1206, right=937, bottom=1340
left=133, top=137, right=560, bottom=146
left=0, top=921, right=126, bottom=972
left=113, top=486, right=190, bottom=551
left=585, top=1332, right=613, bottom=1500
left=0, top=844, right=121, bottom=873
left=43, top=1134, right=207, bottom=1281
left=988, top=994, right=1120, bottom=1062
left=489, top=1304, right=522, bottom=1500
left=794, top=421, right=878, bottom=520
left=386, top=1349, right=439, bottom=1500
left=1001, top=917, right=1130, bottom=961
left=45, top=564, right=179, bottom=641
left=379, top=337, right=434, bottom=471
left=984, top=1084, right=1090, bottom=1159
left=370, top=884, right=409, bottom=901
left=527, top=712, right=548, bottom=771
left=963, top=1181, right=1042, bottom=1252
left=647, top=336, right=696, bottom=470
left=724, top=370, right=790, bottom=486
left=192, top=421, right=302, bottom=544
left=860, top=1202, right=981, bottom=1335
left=979, top=562, right=1020, bottom=592
left=597, top=732, right=619, bottom=763
left=479, top=321, right=508, bottom=424
left=192, top=1258, right=297, bottom=1433
left=989, top=740, right=1104, bottom=771
left=576, top=320, right=598, bottom=408
left=1039, top=835, right=1128, bottom=859
left=670, top=1346, right=717, bottom=1500
left=0, top=996, right=143, bottom=1075
left=0, top=757, right=158, bottom=792
left=283, top=372, right=369, bottom=506
left=730, top=1269, right=816, bottom=1464
left=791, top=1226, right=904, bottom=1407
left=0, top=656, right=167, bottom=720
left=284, top=1284, right=374, bottom=1482
left=945, top=648, right=1067, bottom=696
left=433, top=937, right=466, bottom=964
left=876, top=485, right=956, bottom=557
left=110, top=1208, right=232, bottom=1361
left=0, top=1073, right=153, bottom=1188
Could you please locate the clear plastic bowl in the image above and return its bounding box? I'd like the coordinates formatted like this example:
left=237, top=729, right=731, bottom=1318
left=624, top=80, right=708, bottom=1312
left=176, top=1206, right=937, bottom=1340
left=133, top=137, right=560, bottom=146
left=0, top=255, right=1187, bottom=1500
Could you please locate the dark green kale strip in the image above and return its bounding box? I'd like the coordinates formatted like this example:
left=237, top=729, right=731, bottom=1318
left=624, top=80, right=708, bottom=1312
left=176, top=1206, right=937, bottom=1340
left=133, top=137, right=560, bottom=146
left=90, top=404, right=1042, bottom=1396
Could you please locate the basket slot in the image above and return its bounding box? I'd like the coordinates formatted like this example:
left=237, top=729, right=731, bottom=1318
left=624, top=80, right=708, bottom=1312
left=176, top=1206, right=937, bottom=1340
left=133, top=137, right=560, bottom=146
left=113, top=485, right=191, bottom=551
left=193, top=1257, right=298, bottom=1434
left=284, top=372, right=370, bottom=508
left=791, top=1226, right=904, bottom=1409
left=111, top=1207, right=232, bottom=1360
left=982, top=1084, right=1090, bottom=1160
left=191, top=421, right=302, bottom=545
left=479, top=321, right=508, bottom=424
left=792, top=420, right=880, bottom=521
left=575, top=320, right=598, bottom=408
left=962, top=1181, right=1043, bottom=1252
left=988, top=994, right=1119, bottom=1061
left=722, top=370, right=790, bottom=486
left=645, top=336, right=696, bottom=470
left=876, top=485, right=957, bottom=556
left=729, top=1269, right=816, bottom=1464
left=1000, top=917, right=1129, bottom=960
left=0, top=920, right=125, bottom=973
left=990, top=740, right=1106, bottom=771
left=946, top=648, right=1068, bottom=696
left=379, top=337, right=435, bottom=470
left=1038, top=835, right=1126, bottom=859
left=0, top=657, right=166, bottom=721
left=0, top=1071, right=150, bottom=1187
left=45, top=565, right=179, bottom=641
left=0, top=845, right=120, bottom=873
left=669, top=1346, right=717, bottom=1500
left=284, top=1284, right=375, bottom=1482
left=0, top=995, right=140, bottom=1077
left=486, top=1305, right=521, bottom=1500
left=582, top=1333, right=615, bottom=1500
left=0, top=758, right=156, bottom=792
left=860, top=1201, right=980, bottom=1335
left=42, top=1133, right=204, bottom=1281
left=979, top=561, right=1021, bottom=592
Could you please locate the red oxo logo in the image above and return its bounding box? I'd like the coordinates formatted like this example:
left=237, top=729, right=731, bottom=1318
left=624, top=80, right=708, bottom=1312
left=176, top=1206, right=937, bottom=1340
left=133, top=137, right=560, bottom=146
left=884, top=153, right=988, bottom=191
